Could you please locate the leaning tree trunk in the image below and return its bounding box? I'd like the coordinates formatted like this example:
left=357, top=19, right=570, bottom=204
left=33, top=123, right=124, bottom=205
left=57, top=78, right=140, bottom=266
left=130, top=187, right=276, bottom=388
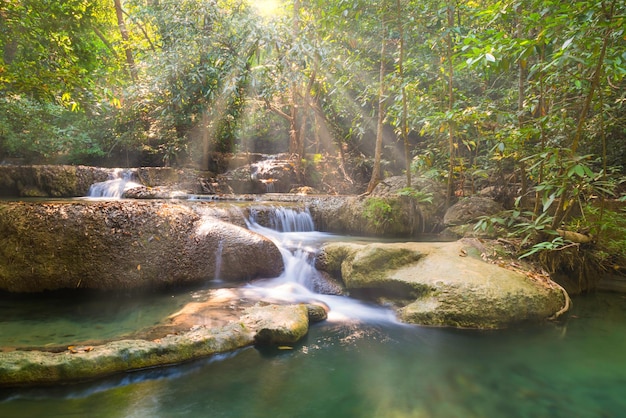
left=444, top=1, right=455, bottom=207
left=366, top=20, right=387, bottom=195
left=551, top=6, right=614, bottom=230
left=397, top=0, right=411, bottom=187
left=113, top=0, right=136, bottom=81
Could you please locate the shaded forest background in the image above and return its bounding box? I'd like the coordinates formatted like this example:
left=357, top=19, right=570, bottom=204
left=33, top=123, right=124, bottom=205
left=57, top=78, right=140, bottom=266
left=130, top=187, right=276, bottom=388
left=1, top=0, right=626, bottom=276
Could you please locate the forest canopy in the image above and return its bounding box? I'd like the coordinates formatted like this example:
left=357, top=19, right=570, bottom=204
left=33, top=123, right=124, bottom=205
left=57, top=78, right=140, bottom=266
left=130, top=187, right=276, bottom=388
left=1, top=0, right=625, bottom=191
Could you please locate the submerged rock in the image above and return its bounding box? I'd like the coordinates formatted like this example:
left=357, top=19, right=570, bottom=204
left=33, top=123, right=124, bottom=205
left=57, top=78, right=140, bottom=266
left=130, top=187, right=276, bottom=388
left=0, top=201, right=284, bottom=292
left=316, top=239, right=570, bottom=329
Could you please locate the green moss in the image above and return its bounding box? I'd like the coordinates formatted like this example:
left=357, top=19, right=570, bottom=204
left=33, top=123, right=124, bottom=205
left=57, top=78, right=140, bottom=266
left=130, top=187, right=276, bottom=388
left=345, top=246, right=423, bottom=286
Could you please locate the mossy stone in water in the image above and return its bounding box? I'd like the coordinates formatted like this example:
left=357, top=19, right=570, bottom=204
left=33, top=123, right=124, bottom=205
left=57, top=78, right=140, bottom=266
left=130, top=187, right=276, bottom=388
left=316, top=240, right=570, bottom=329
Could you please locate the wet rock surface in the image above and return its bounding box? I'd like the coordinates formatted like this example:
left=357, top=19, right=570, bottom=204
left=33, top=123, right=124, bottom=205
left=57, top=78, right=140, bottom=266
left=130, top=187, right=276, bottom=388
left=219, top=154, right=299, bottom=194
left=0, top=289, right=315, bottom=387
left=0, top=165, right=111, bottom=197
left=316, top=238, right=570, bottom=329
left=0, top=165, right=222, bottom=198
left=0, top=201, right=284, bottom=292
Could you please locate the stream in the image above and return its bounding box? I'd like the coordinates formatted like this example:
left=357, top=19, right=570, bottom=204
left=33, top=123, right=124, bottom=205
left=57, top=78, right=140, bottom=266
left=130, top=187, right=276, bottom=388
left=1, top=207, right=626, bottom=417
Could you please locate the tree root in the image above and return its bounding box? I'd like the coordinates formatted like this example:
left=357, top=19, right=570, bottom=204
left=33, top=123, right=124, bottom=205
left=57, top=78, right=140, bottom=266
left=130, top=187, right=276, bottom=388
left=549, top=283, right=572, bottom=320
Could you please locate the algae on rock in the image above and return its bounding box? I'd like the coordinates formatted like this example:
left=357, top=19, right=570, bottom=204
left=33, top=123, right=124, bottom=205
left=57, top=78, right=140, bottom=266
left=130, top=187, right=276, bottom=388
left=316, top=239, right=570, bottom=329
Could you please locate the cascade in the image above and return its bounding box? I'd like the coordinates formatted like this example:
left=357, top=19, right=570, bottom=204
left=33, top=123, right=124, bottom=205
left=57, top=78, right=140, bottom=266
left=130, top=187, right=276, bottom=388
left=246, top=207, right=397, bottom=323
left=249, top=155, right=278, bottom=181
left=249, top=206, right=315, bottom=233
left=87, top=169, right=142, bottom=198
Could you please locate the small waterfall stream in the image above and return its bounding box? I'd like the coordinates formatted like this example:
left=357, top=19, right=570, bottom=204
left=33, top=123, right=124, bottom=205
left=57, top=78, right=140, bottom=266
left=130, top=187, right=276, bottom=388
left=87, top=169, right=142, bottom=198
left=246, top=207, right=398, bottom=323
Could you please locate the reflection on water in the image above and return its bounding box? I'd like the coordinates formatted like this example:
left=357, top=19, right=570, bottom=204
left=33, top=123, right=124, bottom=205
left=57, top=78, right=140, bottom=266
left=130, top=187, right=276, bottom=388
left=0, top=290, right=194, bottom=348
left=2, top=292, right=626, bottom=418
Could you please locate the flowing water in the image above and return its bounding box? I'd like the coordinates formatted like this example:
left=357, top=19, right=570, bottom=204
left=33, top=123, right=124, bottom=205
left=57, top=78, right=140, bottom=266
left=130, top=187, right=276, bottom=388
left=1, top=207, right=626, bottom=417
left=87, top=169, right=142, bottom=199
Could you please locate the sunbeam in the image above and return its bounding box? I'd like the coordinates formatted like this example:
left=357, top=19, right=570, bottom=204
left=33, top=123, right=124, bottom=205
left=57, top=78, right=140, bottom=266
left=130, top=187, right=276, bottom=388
left=250, top=0, right=283, bottom=19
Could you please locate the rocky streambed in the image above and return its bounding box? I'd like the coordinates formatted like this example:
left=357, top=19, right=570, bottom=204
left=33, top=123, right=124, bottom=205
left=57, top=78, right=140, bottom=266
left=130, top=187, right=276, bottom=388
left=0, top=167, right=572, bottom=387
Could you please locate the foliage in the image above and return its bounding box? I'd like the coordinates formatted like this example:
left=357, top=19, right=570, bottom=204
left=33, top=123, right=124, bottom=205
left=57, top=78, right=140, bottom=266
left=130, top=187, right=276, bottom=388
left=363, top=197, right=394, bottom=229
left=0, top=0, right=121, bottom=106
left=396, top=187, right=433, bottom=204
left=0, top=96, right=105, bottom=163
left=574, top=205, right=626, bottom=265
left=1, top=0, right=626, bottom=268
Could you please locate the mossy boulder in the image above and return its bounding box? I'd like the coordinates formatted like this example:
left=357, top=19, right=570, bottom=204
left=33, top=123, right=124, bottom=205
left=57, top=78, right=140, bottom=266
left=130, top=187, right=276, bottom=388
left=244, top=303, right=310, bottom=345
left=0, top=201, right=284, bottom=292
left=316, top=239, right=570, bottom=329
left=307, top=176, right=446, bottom=237
left=443, top=196, right=504, bottom=227
left=441, top=196, right=505, bottom=239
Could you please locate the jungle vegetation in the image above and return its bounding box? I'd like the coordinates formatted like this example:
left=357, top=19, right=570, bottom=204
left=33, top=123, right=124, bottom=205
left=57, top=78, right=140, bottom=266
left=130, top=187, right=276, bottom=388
left=1, top=0, right=625, bottom=277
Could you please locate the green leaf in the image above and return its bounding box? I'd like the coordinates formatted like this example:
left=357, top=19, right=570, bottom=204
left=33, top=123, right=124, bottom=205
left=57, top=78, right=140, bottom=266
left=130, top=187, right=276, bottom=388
left=574, top=164, right=585, bottom=177
left=561, top=37, right=574, bottom=50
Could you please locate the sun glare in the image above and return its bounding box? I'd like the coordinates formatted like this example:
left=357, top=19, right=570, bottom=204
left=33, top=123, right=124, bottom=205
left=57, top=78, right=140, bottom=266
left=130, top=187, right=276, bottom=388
left=251, top=0, right=282, bottom=19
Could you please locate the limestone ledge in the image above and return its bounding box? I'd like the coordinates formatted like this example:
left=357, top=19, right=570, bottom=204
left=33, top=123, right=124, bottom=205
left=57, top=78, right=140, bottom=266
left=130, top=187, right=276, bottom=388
left=316, top=238, right=571, bottom=329
left=0, top=301, right=325, bottom=388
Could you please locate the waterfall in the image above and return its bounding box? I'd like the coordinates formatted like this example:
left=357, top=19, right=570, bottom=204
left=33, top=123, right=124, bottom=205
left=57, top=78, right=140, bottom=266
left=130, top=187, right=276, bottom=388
left=249, top=206, right=315, bottom=233
left=246, top=207, right=398, bottom=323
left=87, top=169, right=142, bottom=198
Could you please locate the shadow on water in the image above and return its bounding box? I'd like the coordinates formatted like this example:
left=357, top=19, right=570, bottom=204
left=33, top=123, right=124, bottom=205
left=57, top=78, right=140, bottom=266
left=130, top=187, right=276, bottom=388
left=0, top=283, right=232, bottom=350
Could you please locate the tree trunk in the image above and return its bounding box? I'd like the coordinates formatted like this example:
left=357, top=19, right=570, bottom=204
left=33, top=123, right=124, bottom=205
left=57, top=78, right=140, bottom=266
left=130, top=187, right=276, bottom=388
left=551, top=4, right=614, bottom=229
left=445, top=1, right=455, bottom=207
left=533, top=43, right=547, bottom=217
left=397, top=0, right=411, bottom=187
left=366, top=20, right=387, bottom=195
left=201, top=111, right=210, bottom=171
left=113, top=0, right=137, bottom=81
left=516, top=4, right=528, bottom=206
left=291, top=0, right=304, bottom=182
left=571, top=15, right=613, bottom=154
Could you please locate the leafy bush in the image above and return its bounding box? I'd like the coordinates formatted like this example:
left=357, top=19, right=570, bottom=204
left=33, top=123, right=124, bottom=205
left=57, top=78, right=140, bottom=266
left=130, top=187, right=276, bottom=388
left=397, top=187, right=433, bottom=204
left=0, top=96, right=106, bottom=164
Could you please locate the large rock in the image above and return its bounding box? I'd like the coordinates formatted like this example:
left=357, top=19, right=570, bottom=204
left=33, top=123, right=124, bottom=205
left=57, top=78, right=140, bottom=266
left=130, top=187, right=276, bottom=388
left=303, top=176, right=447, bottom=237
left=440, top=196, right=505, bottom=239
left=444, top=196, right=504, bottom=226
left=244, top=303, right=310, bottom=345
left=0, top=165, right=223, bottom=198
left=0, top=299, right=311, bottom=387
left=0, top=201, right=284, bottom=292
left=316, top=239, right=570, bottom=329
left=219, top=154, right=299, bottom=194
left=0, top=165, right=111, bottom=197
